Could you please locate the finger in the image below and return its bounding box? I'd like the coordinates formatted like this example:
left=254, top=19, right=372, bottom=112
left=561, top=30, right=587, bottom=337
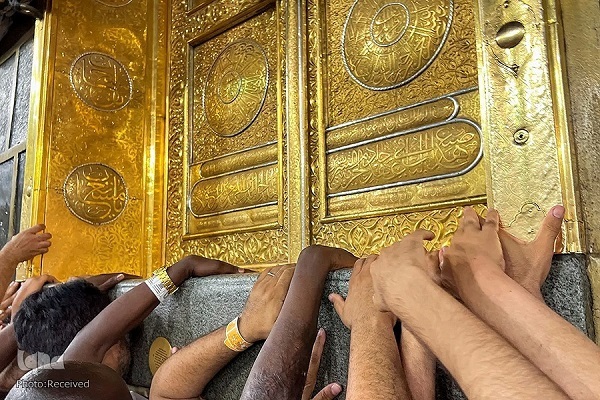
left=363, top=254, right=378, bottom=265
left=268, top=265, right=285, bottom=277
left=25, top=224, right=45, bottom=234
left=0, top=293, right=17, bottom=309
left=2, top=282, right=20, bottom=301
left=217, top=261, right=238, bottom=274
left=37, top=241, right=52, bottom=249
left=275, top=265, right=294, bottom=287
left=328, top=293, right=345, bottom=318
left=352, top=258, right=366, bottom=274
left=311, top=383, right=343, bottom=400
left=330, top=249, right=358, bottom=269
left=96, top=274, right=125, bottom=292
left=303, top=328, right=326, bottom=400
left=256, top=267, right=274, bottom=284
left=460, top=206, right=481, bottom=231
left=535, top=205, right=564, bottom=250
left=44, top=275, right=59, bottom=284
left=406, top=229, right=435, bottom=242
left=37, top=233, right=52, bottom=241
left=482, top=209, right=500, bottom=232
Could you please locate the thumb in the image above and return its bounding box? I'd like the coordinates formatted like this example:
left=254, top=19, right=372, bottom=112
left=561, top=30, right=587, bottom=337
left=328, top=293, right=345, bottom=319
left=97, top=274, right=125, bottom=292
left=535, top=205, right=564, bottom=250
left=312, top=383, right=343, bottom=400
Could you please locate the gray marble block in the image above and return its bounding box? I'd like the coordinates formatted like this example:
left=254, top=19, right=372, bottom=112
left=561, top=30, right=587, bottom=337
left=114, top=254, right=594, bottom=400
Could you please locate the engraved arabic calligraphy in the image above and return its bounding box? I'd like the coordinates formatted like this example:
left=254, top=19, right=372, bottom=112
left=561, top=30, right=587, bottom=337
left=70, top=53, right=133, bottom=111
left=342, top=0, right=454, bottom=90
left=63, top=164, right=128, bottom=225
left=327, top=120, right=482, bottom=195
left=203, top=40, right=269, bottom=137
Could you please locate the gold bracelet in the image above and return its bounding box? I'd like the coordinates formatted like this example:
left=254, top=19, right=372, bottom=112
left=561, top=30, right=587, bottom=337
left=224, top=317, right=253, bottom=352
left=152, top=266, right=178, bottom=295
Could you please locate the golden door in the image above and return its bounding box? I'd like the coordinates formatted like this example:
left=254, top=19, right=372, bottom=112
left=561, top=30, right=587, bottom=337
left=21, top=0, right=581, bottom=279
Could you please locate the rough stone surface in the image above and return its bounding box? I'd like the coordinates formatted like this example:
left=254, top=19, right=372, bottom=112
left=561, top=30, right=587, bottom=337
left=114, top=255, right=594, bottom=400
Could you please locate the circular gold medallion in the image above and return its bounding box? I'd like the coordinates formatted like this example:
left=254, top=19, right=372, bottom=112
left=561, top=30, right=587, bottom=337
left=94, top=0, right=132, bottom=6
left=342, top=0, right=454, bottom=90
left=70, top=52, right=132, bottom=111
left=63, top=163, right=128, bottom=225
left=149, top=337, right=172, bottom=376
left=203, top=39, right=269, bottom=137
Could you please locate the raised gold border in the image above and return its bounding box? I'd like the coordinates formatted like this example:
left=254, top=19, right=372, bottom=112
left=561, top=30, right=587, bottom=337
left=473, top=0, right=582, bottom=251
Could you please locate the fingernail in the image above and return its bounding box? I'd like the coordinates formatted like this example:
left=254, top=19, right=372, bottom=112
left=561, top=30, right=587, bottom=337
left=331, top=383, right=343, bottom=395
left=317, top=328, right=325, bottom=337
left=552, top=205, right=565, bottom=219
left=117, top=274, right=124, bottom=281
left=328, top=294, right=334, bottom=302
left=9, top=281, right=15, bottom=287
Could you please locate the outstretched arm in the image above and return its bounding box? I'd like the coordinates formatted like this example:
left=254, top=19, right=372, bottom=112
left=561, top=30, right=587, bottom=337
left=444, top=206, right=600, bottom=400
left=401, top=327, right=435, bottom=400
left=150, top=265, right=294, bottom=400
left=0, top=326, right=17, bottom=373
left=329, top=256, right=409, bottom=400
left=0, top=225, right=51, bottom=298
left=371, top=230, right=568, bottom=400
left=240, top=246, right=356, bottom=400
left=63, top=256, right=237, bottom=363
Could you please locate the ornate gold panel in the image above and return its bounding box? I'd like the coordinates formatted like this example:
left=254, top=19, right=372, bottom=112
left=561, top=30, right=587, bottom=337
left=308, top=0, right=486, bottom=255
left=18, top=0, right=167, bottom=280
left=167, top=0, right=288, bottom=266
left=186, top=6, right=282, bottom=240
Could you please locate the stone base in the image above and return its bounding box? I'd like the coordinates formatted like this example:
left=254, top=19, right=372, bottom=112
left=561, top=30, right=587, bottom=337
left=113, top=254, right=594, bottom=400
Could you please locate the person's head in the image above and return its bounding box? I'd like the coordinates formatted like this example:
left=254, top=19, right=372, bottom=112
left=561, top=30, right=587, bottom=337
left=13, top=279, right=131, bottom=375
left=5, top=361, right=131, bottom=400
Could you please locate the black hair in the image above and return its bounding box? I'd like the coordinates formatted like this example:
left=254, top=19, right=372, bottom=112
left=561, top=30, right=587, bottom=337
left=13, top=279, right=111, bottom=358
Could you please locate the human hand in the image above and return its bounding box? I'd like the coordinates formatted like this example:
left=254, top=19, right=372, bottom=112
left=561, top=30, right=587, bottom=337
left=298, top=245, right=358, bottom=273
left=0, top=224, right=52, bottom=265
left=499, top=205, right=564, bottom=299
left=329, top=256, right=395, bottom=330
left=10, top=274, right=59, bottom=322
left=0, top=281, right=20, bottom=327
left=440, top=207, right=504, bottom=298
left=371, top=230, right=438, bottom=314
left=302, top=328, right=343, bottom=400
left=238, top=264, right=295, bottom=343
left=76, top=273, right=140, bottom=292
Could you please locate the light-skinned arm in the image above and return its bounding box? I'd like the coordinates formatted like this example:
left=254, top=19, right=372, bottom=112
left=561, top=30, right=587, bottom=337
left=329, top=256, right=410, bottom=400
left=63, top=256, right=237, bottom=363
left=443, top=206, right=600, bottom=400
left=370, top=230, right=568, bottom=400
left=240, top=245, right=356, bottom=400
left=401, top=326, right=435, bottom=400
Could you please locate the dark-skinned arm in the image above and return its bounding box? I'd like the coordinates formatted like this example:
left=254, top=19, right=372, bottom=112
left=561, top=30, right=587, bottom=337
left=63, top=256, right=237, bottom=363
left=0, top=326, right=17, bottom=373
left=240, top=246, right=356, bottom=400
